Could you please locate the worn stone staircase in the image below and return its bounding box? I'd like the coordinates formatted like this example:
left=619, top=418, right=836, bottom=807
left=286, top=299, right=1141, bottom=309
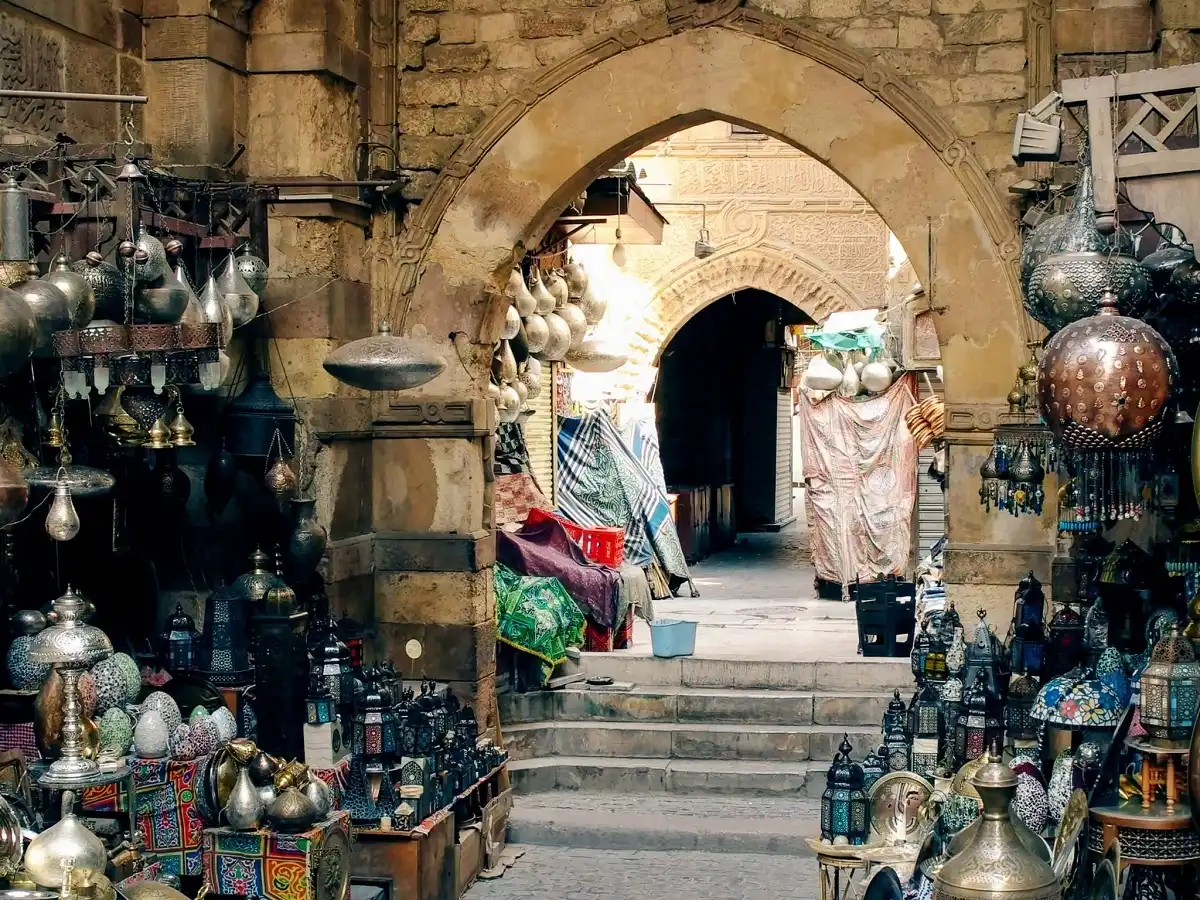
left=501, top=654, right=910, bottom=798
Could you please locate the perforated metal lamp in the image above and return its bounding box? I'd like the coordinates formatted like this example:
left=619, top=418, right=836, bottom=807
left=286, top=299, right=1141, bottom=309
left=1005, top=674, right=1040, bottom=743
left=820, top=735, right=869, bottom=845
left=28, top=587, right=112, bottom=784
left=1139, top=625, right=1200, bottom=746
left=908, top=683, right=944, bottom=780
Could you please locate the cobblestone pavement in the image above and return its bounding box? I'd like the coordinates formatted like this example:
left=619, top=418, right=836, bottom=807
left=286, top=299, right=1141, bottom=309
left=466, top=845, right=821, bottom=900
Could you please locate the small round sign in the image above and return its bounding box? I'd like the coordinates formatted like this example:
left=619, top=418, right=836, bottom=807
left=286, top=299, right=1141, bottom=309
left=405, top=639, right=423, bottom=660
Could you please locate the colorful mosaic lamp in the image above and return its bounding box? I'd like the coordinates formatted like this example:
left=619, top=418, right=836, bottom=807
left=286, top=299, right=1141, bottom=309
left=159, top=602, right=200, bottom=673
left=953, top=670, right=1003, bottom=769
left=314, top=632, right=357, bottom=722
left=1031, top=664, right=1124, bottom=762
left=820, top=735, right=869, bottom=845
left=305, top=671, right=336, bottom=726
left=1138, top=624, right=1200, bottom=747
left=908, top=682, right=943, bottom=780
left=352, top=680, right=398, bottom=774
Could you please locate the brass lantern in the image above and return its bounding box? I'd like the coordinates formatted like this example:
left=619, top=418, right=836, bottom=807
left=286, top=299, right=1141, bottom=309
left=1139, top=624, right=1200, bottom=746
left=933, top=746, right=1061, bottom=900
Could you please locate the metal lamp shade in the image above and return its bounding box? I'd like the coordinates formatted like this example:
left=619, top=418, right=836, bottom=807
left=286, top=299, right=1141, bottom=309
left=199, top=583, right=252, bottom=687
left=820, top=736, right=869, bottom=845
left=28, top=587, right=111, bottom=667
left=1139, top=626, right=1200, bottom=746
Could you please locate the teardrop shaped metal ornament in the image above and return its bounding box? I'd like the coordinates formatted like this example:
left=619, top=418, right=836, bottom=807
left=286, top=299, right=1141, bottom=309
left=199, top=275, right=234, bottom=345
left=507, top=269, right=537, bottom=317
left=531, top=273, right=556, bottom=315
left=216, top=253, right=259, bottom=327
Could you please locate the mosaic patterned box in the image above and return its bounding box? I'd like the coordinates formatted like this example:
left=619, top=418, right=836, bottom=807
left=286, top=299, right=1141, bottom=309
left=203, top=812, right=351, bottom=900
left=82, top=758, right=204, bottom=876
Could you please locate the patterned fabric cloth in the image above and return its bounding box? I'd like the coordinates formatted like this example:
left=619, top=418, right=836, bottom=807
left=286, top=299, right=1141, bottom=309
left=494, top=473, right=552, bottom=526
left=495, top=421, right=531, bottom=475
left=494, top=563, right=584, bottom=673
left=203, top=812, right=351, bottom=900
left=0, top=724, right=38, bottom=761
left=83, top=758, right=205, bottom=875
left=557, top=411, right=689, bottom=583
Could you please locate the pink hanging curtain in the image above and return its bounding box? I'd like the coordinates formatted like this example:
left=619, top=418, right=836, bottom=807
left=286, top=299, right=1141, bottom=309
left=798, top=374, right=917, bottom=590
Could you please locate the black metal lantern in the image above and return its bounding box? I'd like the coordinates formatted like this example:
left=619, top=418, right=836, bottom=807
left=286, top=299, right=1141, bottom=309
left=937, top=601, right=962, bottom=645
left=222, top=364, right=296, bottom=458
left=352, top=680, right=398, bottom=774
left=820, top=735, right=869, bottom=845
left=907, top=683, right=943, bottom=781
left=1046, top=604, right=1084, bottom=677
left=912, top=619, right=948, bottom=686
left=1007, top=572, right=1047, bottom=677
left=883, top=714, right=911, bottom=773
left=953, top=670, right=1003, bottom=768
left=314, top=632, right=356, bottom=723
left=1005, top=674, right=1039, bottom=743
left=305, top=670, right=336, bottom=725
left=199, top=581, right=253, bottom=686
left=159, top=602, right=200, bottom=673
left=1015, top=572, right=1046, bottom=628
left=963, top=608, right=1009, bottom=698
left=861, top=745, right=887, bottom=792
left=883, top=689, right=907, bottom=733
left=336, top=612, right=365, bottom=670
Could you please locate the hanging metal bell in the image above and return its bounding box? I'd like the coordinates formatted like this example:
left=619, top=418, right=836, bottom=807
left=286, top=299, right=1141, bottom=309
left=115, top=158, right=147, bottom=182
left=145, top=417, right=171, bottom=450
left=169, top=408, right=196, bottom=447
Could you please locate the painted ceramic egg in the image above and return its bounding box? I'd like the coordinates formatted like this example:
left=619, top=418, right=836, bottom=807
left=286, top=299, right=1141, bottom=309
left=188, top=716, right=221, bottom=755
left=98, top=708, right=134, bottom=754
left=142, top=690, right=181, bottom=732
left=134, top=709, right=169, bottom=759
left=78, top=670, right=98, bottom=718
left=169, top=724, right=202, bottom=760
left=111, top=652, right=142, bottom=699
left=210, top=707, right=237, bottom=743
left=6, top=635, right=49, bottom=690
left=1047, top=752, right=1074, bottom=825
left=1012, top=771, right=1048, bottom=833
left=90, top=656, right=129, bottom=715
left=189, top=705, right=209, bottom=725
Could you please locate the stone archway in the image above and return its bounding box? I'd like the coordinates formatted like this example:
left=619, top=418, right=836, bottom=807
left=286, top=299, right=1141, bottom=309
left=605, top=247, right=865, bottom=398
left=394, top=1, right=1024, bottom=413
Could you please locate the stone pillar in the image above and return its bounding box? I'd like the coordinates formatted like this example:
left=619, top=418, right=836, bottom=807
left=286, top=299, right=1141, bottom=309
left=142, top=0, right=248, bottom=174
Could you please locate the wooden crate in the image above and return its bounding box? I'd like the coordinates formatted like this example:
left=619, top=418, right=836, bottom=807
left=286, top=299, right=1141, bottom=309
left=352, top=810, right=456, bottom=900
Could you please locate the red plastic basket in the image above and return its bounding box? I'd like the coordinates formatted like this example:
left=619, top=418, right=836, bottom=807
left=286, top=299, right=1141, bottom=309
left=525, top=507, right=625, bottom=568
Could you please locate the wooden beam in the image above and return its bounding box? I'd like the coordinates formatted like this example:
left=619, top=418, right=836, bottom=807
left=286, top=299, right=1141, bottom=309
left=1087, top=97, right=1118, bottom=231
left=1062, top=63, right=1200, bottom=103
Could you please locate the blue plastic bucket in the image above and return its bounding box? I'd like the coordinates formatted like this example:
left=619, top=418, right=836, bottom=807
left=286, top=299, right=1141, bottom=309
left=650, top=618, right=698, bottom=658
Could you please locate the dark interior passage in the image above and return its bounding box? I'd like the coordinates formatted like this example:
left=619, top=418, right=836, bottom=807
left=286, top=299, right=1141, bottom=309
left=654, top=290, right=811, bottom=561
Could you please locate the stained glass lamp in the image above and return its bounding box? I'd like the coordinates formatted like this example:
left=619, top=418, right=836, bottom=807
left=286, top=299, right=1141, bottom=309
left=820, top=735, right=869, bottom=845
left=953, top=670, right=1002, bottom=768
left=352, top=680, right=398, bottom=774
left=908, top=682, right=943, bottom=780
left=1005, top=674, right=1039, bottom=743
left=861, top=745, right=887, bottom=793
left=1138, top=625, right=1200, bottom=746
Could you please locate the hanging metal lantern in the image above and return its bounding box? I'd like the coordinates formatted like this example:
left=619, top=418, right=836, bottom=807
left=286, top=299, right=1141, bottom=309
left=963, top=608, right=1008, bottom=699
left=42, top=255, right=94, bottom=328
left=305, top=672, right=336, bottom=726
left=1025, top=150, right=1150, bottom=334
left=1007, top=573, right=1047, bottom=677
left=882, top=689, right=907, bottom=734
left=223, top=368, right=296, bottom=457
left=1038, top=288, right=1175, bottom=451
left=1046, top=604, right=1084, bottom=678
left=1019, top=211, right=1065, bottom=295
left=820, top=735, right=869, bottom=845
left=932, top=747, right=1060, bottom=900
left=1138, top=624, right=1200, bottom=746
left=323, top=323, right=446, bottom=392
left=158, top=603, right=200, bottom=674
left=1006, top=674, right=1039, bottom=743
left=565, top=338, right=628, bottom=373
left=0, top=177, right=31, bottom=264
left=953, top=671, right=1003, bottom=769
left=216, top=252, right=259, bottom=327
left=235, top=246, right=269, bottom=298
left=12, top=275, right=70, bottom=355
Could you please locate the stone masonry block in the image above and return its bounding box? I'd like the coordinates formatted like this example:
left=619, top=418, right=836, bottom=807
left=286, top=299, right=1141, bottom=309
left=534, top=36, right=587, bottom=64
left=953, top=73, right=1026, bottom=102
left=399, top=41, right=424, bottom=68
left=490, top=41, right=538, bottom=68
left=810, top=0, right=862, bottom=15
left=843, top=26, right=898, bottom=46
left=975, top=43, right=1026, bottom=71
left=1160, top=0, right=1200, bottom=28
left=518, top=11, right=590, bottom=38
left=1091, top=5, right=1153, bottom=51
left=943, top=10, right=1024, bottom=44
left=897, top=16, right=942, bottom=47
left=425, top=43, right=489, bottom=71
left=460, top=73, right=506, bottom=104
left=946, top=103, right=994, bottom=136
left=439, top=12, right=477, bottom=43
left=399, top=72, right=462, bottom=105
left=433, top=104, right=486, bottom=134
left=478, top=12, right=518, bottom=40
left=399, top=134, right=464, bottom=169
left=404, top=14, right=439, bottom=43
left=375, top=570, right=492, bottom=627
left=399, top=105, right=434, bottom=136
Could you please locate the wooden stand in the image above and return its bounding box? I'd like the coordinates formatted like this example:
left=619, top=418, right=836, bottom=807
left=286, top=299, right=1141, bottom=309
left=1125, top=738, right=1188, bottom=812
left=351, top=764, right=508, bottom=900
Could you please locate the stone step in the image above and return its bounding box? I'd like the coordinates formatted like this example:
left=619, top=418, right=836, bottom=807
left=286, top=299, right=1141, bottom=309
left=508, top=756, right=829, bottom=797
left=500, top=685, right=892, bottom=727
left=578, top=652, right=910, bottom=692
left=507, top=792, right=824, bottom=855
left=504, top=721, right=879, bottom=763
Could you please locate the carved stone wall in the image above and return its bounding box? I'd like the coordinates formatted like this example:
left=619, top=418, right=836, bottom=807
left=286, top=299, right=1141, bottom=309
left=571, top=121, right=889, bottom=401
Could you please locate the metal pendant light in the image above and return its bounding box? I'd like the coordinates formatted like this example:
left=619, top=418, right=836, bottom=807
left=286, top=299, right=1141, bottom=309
left=323, top=322, right=445, bottom=392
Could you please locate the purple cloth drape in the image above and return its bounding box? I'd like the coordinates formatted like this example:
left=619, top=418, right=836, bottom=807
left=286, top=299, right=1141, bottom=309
left=496, top=517, right=620, bottom=628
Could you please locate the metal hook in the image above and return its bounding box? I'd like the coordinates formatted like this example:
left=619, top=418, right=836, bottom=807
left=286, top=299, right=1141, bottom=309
left=123, top=110, right=136, bottom=148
